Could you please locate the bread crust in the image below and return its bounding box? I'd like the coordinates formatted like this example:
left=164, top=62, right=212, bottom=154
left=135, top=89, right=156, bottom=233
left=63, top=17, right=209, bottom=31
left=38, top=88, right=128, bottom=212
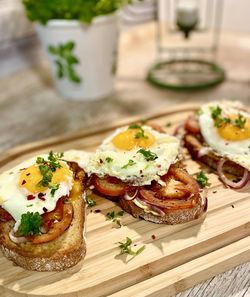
left=184, top=132, right=245, bottom=177
left=119, top=193, right=207, bottom=225
left=0, top=162, right=86, bottom=271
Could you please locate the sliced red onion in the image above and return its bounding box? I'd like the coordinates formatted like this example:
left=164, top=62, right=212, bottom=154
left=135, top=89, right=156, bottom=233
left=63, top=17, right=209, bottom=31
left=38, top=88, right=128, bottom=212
left=9, top=229, right=27, bottom=244
left=124, top=189, right=138, bottom=201
left=150, top=205, right=165, bottom=217
left=135, top=197, right=151, bottom=207
left=197, top=147, right=213, bottom=158
left=217, top=158, right=250, bottom=189
left=135, top=198, right=165, bottom=217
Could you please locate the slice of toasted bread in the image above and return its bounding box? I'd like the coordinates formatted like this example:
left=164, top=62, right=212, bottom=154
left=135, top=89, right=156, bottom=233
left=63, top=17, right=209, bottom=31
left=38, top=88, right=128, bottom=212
left=119, top=189, right=207, bottom=225
left=0, top=162, right=86, bottom=271
left=183, top=129, right=245, bottom=177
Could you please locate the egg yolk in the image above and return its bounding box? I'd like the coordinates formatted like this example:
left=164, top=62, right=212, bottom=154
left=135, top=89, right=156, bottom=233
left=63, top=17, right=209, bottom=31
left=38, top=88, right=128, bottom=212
left=19, top=162, right=72, bottom=194
left=112, top=129, right=156, bottom=150
left=217, top=115, right=250, bottom=141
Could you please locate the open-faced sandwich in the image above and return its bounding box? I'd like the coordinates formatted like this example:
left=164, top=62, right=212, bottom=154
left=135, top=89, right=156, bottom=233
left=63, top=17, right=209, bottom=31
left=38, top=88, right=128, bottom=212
left=87, top=124, right=207, bottom=224
left=0, top=151, right=86, bottom=271
left=183, top=101, right=250, bottom=189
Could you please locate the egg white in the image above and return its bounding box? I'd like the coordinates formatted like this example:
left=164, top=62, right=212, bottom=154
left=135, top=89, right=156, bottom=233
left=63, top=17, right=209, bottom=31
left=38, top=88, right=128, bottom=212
left=0, top=155, right=73, bottom=229
left=199, top=101, right=250, bottom=170
left=85, top=125, right=180, bottom=186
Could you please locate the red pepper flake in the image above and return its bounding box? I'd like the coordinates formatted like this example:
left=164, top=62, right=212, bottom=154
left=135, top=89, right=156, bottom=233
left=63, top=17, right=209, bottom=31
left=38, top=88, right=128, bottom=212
left=151, top=234, right=156, bottom=240
left=94, top=209, right=101, bottom=213
left=27, top=195, right=35, bottom=200
left=38, top=193, right=46, bottom=201
left=99, top=159, right=103, bottom=164
left=21, top=180, right=26, bottom=185
left=43, top=207, right=48, bottom=212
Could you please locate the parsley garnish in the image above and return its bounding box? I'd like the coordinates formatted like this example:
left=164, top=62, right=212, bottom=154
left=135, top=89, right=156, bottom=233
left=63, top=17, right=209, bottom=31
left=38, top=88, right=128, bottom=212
left=128, top=124, right=148, bottom=139
left=106, top=210, right=124, bottom=227
left=117, top=237, right=145, bottom=256
left=18, top=212, right=42, bottom=236
left=49, top=184, right=60, bottom=196
left=122, top=159, right=136, bottom=169
left=196, top=171, right=209, bottom=188
left=36, top=151, right=63, bottom=195
left=210, top=106, right=222, bottom=119
left=210, top=106, right=231, bottom=128
left=86, top=196, right=96, bottom=208
left=234, top=113, right=246, bottom=129
left=105, top=157, right=113, bottom=163
left=137, top=149, right=158, bottom=161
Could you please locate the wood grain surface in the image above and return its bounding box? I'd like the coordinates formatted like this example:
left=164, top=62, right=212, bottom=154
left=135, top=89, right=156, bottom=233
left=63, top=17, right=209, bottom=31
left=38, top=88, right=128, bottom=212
left=0, top=105, right=249, bottom=297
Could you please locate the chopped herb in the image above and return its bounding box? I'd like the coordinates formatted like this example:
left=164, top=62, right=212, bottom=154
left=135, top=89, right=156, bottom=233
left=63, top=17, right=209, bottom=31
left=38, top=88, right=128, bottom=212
left=36, top=151, right=63, bottom=188
left=128, top=124, right=141, bottom=130
left=196, top=171, right=209, bottom=188
left=128, top=124, right=148, bottom=139
left=234, top=113, right=246, bottom=129
left=18, top=212, right=42, bottom=236
left=117, top=237, right=145, bottom=256
left=137, top=149, right=158, bottom=161
left=86, top=196, right=96, bottom=208
left=166, top=122, right=172, bottom=127
left=106, top=210, right=124, bottom=227
left=49, top=184, right=59, bottom=196
left=210, top=106, right=222, bottom=119
left=26, top=204, right=33, bottom=207
left=214, top=117, right=231, bottom=128
left=105, top=157, right=113, bottom=163
left=210, top=105, right=231, bottom=128
left=122, top=159, right=136, bottom=169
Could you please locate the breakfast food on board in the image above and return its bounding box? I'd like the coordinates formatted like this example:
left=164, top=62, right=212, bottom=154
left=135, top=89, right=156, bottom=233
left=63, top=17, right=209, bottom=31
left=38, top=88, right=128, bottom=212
left=182, top=101, right=250, bottom=189
left=87, top=124, right=207, bottom=224
left=0, top=152, right=87, bottom=271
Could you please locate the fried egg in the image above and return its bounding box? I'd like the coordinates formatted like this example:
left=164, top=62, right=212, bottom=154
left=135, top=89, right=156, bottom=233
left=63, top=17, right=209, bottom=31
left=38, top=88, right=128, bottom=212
left=85, top=125, right=180, bottom=185
left=199, top=101, right=250, bottom=170
left=0, top=153, right=73, bottom=229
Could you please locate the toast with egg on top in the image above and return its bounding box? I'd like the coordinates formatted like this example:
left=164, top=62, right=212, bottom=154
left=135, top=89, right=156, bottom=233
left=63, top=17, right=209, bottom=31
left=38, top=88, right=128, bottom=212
left=87, top=124, right=207, bottom=224
left=182, top=101, right=250, bottom=189
left=0, top=152, right=87, bottom=271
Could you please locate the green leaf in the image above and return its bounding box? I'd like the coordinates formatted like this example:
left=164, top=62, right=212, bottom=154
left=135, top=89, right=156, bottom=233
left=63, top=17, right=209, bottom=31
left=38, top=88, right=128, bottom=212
left=234, top=113, right=246, bottom=129
left=49, top=184, right=60, bottom=196
left=105, top=157, right=113, bottom=163
left=137, top=149, right=158, bottom=161
left=196, top=171, right=209, bottom=188
left=86, top=196, right=96, bottom=208
left=48, top=45, right=58, bottom=55
left=106, top=210, right=124, bottom=227
left=67, top=55, right=79, bottom=64
left=65, top=41, right=74, bottom=51
left=18, top=212, right=42, bottom=236
left=116, top=237, right=145, bottom=256
left=121, top=159, right=136, bottom=169
left=23, top=0, right=136, bottom=24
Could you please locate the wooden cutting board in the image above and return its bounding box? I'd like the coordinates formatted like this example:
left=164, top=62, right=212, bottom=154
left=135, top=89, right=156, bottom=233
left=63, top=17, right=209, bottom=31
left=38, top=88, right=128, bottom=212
left=0, top=104, right=249, bottom=297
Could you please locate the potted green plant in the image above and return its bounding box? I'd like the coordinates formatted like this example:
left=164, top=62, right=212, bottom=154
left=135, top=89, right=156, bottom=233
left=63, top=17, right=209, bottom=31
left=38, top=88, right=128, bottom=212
left=22, top=0, right=134, bottom=101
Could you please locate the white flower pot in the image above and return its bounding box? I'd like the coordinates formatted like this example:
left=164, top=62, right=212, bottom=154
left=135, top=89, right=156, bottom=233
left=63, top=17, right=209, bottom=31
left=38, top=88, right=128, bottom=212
left=36, top=14, right=119, bottom=101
